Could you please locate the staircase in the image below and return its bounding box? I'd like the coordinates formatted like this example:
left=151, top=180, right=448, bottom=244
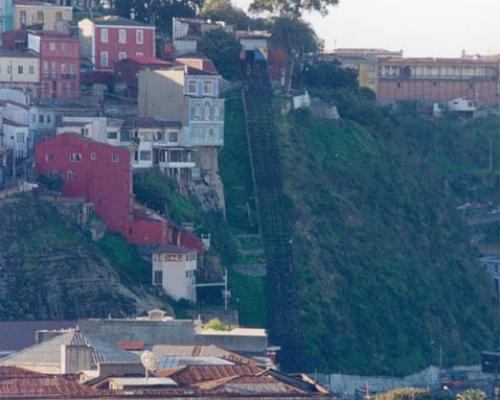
left=233, top=233, right=267, bottom=277
left=241, top=59, right=302, bottom=369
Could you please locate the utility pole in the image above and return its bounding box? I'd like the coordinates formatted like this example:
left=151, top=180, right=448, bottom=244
left=489, top=138, right=493, bottom=172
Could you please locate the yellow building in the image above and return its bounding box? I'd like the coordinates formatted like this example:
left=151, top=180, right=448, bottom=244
left=0, top=49, right=39, bottom=87
left=322, top=48, right=403, bottom=95
left=14, top=1, right=72, bottom=31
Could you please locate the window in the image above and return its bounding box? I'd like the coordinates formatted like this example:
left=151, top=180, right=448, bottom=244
left=16, top=132, right=24, bottom=143
left=45, top=154, right=54, bottom=161
left=107, top=131, right=117, bottom=139
left=49, top=41, right=55, bottom=51
left=61, top=63, right=66, bottom=73
left=203, top=80, right=213, bottom=95
left=140, top=151, right=151, bottom=161
left=6, top=65, right=11, bottom=74
left=29, top=65, right=34, bottom=74
left=153, top=270, right=162, bottom=285
left=67, top=170, right=76, bottom=181
left=136, top=29, right=144, bottom=44
left=69, top=152, right=82, bottom=162
left=20, top=10, right=26, bottom=26
left=112, top=153, right=119, bottom=162
left=46, top=115, right=51, bottom=123
left=118, top=29, right=126, bottom=44
left=187, top=80, right=197, bottom=94
left=38, top=114, right=44, bottom=123
left=155, top=131, right=165, bottom=141
left=118, top=51, right=127, bottom=60
left=100, top=28, right=108, bottom=43
left=18, top=65, right=23, bottom=74
left=90, top=152, right=97, bottom=160
left=43, top=61, right=48, bottom=74
left=70, top=63, right=76, bottom=74
left=100, top=51, right=109, bottom=67
left=36, top=11, right=43, bottom=23
left=133, top=150, right=139, bottom=162
left=135, top=52, right=143, bottom=57
left=168, top=131, right=178, bottom=142
left=55, top=11, right=62, bottom=21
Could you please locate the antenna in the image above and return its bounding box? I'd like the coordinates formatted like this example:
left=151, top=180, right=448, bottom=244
left=141, top=351, right=158, bottom=378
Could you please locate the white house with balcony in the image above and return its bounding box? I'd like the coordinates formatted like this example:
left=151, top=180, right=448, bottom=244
left=152, top=245, right=198, bottom=302
left=137, top=62, right=225, bottom=209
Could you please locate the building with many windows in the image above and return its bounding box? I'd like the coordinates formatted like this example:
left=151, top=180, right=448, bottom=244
left=13, top=0, right=72, bottom=31
left=27, top=30, right=80, bottom=99
left=78, top=15, right=155, bottom=72
left=0, top=48, right=39, bottom=96
left=377, top=57, right=499, bottom=106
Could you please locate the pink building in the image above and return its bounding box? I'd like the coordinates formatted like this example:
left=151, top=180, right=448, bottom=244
left=78, top=15, right=155, bottom=72
left=27, top=30, right=80, bottom=99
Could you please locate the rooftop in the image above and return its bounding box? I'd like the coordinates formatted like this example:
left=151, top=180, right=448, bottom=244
left=199, top=327, right=267, bottom=337
left=154, top=245, right=197, bottom=255
left=0, top=48, right=37, bottom=58
left=124, top=55, right=173, bottom=66
left=91, top=15, right=154, bottom=27
left=14, top=0, right=71, bottom=7
left=0, top=330, right=139, bottom=370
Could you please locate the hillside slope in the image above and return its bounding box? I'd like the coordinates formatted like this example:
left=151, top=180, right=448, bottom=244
left=0, top=195, right=164, bottom=320
left=274, top=101, right=498, bottom=375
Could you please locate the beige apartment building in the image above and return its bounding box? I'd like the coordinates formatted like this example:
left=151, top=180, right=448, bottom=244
left=0, top=49, right=39, bottom=95
left=14, top=0, right=72, bottom=31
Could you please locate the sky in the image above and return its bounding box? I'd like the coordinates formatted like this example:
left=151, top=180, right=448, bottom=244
left=232, top=0, right=500, bottom=57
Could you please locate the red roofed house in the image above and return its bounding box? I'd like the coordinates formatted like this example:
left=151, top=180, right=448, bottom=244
left=78, top=15, right=155, bottom=72
left=27, top=30, right=80, bottom=99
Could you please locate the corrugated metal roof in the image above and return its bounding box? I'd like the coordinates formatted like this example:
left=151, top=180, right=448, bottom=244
left=156, top=356, right=233, bottom=370
left=152, top=345, right=257, bottom=366
left=0, top=331, right=139, bottom=370
left=156, top=365, right=264, bottom=385
left=0, top=374, right=99, bottom=398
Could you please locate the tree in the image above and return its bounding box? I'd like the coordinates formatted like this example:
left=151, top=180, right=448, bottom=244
left=457, top=389, right=487, bottom=400
left=199, top=29, right=242, bottom=80
left=270, top=16, right=319, bottom=93
left=250, top=0, right=339, bottom=18
left=113, top=0, right=204, bottom=33
left=200, top=0, right=250, bottom=29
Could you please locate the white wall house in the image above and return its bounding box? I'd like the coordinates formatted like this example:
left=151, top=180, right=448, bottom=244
left=235, top=31, right=271, bottom=60
left=56, top=116, right=124, bottom=145
left=152, top=245, right=198, bottom=302
left=0, top=88, right=34, bottom=158
left=448, top=97, right=476, bottom=116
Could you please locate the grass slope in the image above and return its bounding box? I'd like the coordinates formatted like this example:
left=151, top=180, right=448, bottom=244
left=274, top=98, right=498, bottom=375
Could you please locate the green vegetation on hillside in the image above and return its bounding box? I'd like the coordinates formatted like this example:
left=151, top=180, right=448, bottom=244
left=271, top=85, right=498, bottom=374
left=0, top=195, right=159, bottom=320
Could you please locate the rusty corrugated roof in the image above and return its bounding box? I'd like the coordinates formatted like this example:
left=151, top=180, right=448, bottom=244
left=0, top=370, right=99, bottom=398
left=155, top=364, right=264, bottom=385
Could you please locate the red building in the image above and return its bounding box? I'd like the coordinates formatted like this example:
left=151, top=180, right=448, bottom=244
left=27, top=30, right=80, bottom=99
left=36, top=133, right=203, bottom=251
left=78, top=15, right=155, bottom=72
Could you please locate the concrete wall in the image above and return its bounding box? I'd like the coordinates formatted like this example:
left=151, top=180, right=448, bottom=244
left=78, top=319, right=198, bottom=348
left=138, top=69, right=186, bottom=123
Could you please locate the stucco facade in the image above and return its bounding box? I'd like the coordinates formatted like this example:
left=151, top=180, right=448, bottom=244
left=79, top=15, right=155, bottom=72
left=14, top=1, right=72, bottom=31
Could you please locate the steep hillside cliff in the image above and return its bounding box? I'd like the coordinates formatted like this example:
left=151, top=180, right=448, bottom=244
left=0, top=195, right=164, bottom=320
left=274, top=99, right=499, bottom=374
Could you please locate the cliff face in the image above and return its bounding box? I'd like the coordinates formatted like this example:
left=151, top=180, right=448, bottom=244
left=0, top=195, right=163, bottom=320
